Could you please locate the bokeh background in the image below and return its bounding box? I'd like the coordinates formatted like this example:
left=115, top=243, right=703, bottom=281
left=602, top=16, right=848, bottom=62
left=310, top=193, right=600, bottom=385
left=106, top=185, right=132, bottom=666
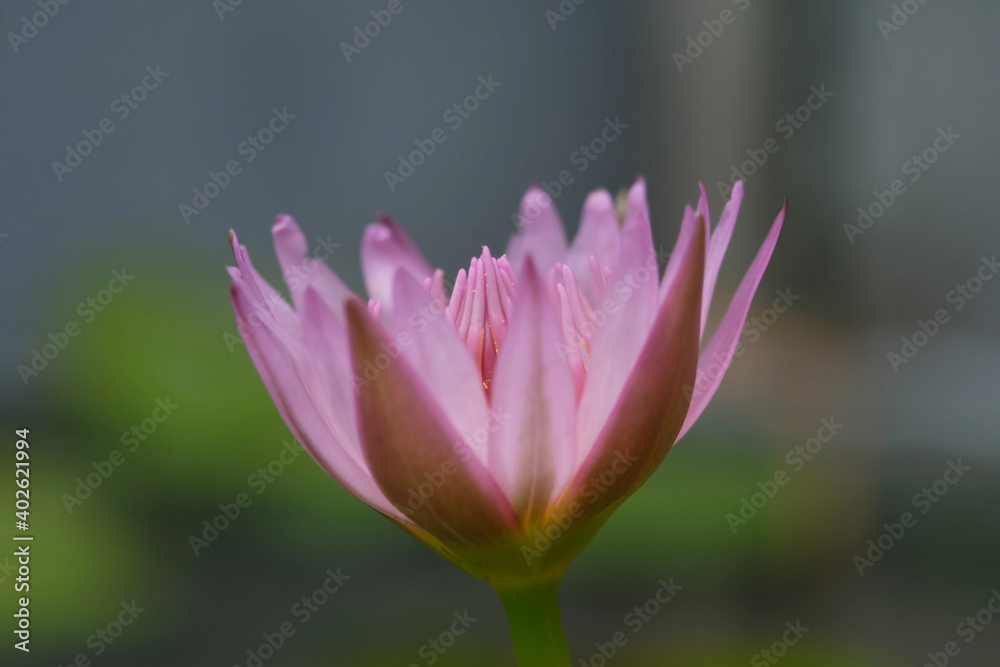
left=2, top=1, right=999, bottom=665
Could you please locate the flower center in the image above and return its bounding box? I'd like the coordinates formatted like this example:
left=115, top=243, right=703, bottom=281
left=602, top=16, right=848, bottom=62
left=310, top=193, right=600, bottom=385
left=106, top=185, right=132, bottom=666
left=447, top=247, right=516, bottom=391
left=441, top=247, right=609, bottom=397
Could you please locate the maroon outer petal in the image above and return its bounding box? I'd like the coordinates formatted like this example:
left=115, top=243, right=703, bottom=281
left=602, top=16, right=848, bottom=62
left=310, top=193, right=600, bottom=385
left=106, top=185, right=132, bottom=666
left=574, top=179, right=661, bottom=463
left=346, top=299, right=522, bottom=547
left=555, top=213, right=706, bottom=521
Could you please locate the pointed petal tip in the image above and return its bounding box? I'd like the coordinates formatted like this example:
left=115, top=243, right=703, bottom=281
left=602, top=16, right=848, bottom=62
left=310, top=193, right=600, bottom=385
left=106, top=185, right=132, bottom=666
left=272, top=214, right=307, bottom=254
left=630, top=176, right=647, bottom=197
left=625, top=179, right=650, bottom=228
left=522, top=185, right=554, bottom=211
left=364, top=220, right=391, bottom=242
left=629, top=175, right=647, bottom=203
left=364, top=215, right=417, bottom=248
left=584, top=187, right=615, bottom=208
left=228, top=229, right=248, bottom=265
left=272, top=213, right=299, bottom=232
left=770, top=201, right=788, bottom=234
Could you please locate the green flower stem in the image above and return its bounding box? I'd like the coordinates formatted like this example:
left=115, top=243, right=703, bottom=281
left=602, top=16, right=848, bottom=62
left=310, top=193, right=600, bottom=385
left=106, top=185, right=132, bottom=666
left=495, top=576, right=572, bottom=667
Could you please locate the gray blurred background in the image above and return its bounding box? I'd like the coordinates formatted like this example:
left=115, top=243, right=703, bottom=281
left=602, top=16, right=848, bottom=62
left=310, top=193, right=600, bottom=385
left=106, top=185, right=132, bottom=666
left=2, top=1, right=999, bottom=665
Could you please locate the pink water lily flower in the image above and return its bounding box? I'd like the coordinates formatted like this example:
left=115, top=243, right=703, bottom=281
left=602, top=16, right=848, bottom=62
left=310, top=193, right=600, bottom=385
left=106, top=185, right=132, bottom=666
left=227, top=178, right=783, bottom=663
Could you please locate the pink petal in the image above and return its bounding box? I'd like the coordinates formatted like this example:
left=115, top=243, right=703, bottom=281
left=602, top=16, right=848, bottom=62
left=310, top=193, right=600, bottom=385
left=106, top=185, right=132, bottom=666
left=229, top=231, right=299, bottom=337
left=360, top=216, right=433, bottom=314
left=299, top=288, right=365, bottom=467
left=701, top=181, right=744, bottom=332
left=614, top=177, right=660, bottom=336
left=659, top=205, right=699, bottom=304
left=562, top=189, right=621, bottom=301
left=387, top=270, right=492, bottom=463
left=677, top=202, right=786, bottom=440
left=345, top=299, right=521, bottom=545
left=575, top=178, right=660, bottom=461
left=558, top=213, right=706, bottom=518
left=696, top=182, right=711, bottom=228
left=505, top=187, right=568, bottom=273
left=487, top=259, right=577, bottom=524
left=229, top=277, right=403, bottom=521
left=272, top=215, right=353, bottom=316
